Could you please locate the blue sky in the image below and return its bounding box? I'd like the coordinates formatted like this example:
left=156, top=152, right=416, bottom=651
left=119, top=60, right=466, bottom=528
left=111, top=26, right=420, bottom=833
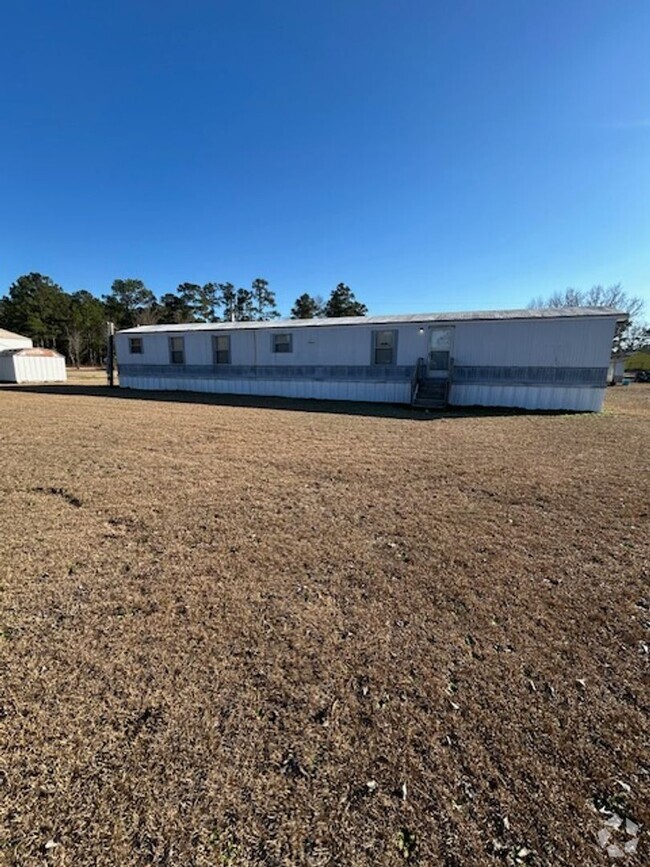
left=1, top=0, right=648, bottom=317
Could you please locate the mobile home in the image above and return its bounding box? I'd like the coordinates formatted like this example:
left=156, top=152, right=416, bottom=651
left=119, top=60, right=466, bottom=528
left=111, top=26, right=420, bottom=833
left=115, top=307, right=623, bottom=412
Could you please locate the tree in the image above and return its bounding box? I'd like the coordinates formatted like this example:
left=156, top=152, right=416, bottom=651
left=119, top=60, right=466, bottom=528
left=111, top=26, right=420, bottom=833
left=291, top=293, right=323, bottom=319
left=620, top=323, right=650, bottom=354
left=218, top=282, right=237, bottom=321
left=251, top=277, right=280, bottom=320
left=177, top=282, right=221, bottom=322
left=528, top=284, right=646, bottom=355
left=135, top=304, right=160, bottom=326
left=323, top=283, right=368, bottom=318
left=201, top=282, right=221, bottom=321
left=158, top=293, right=195, bottom=324
left=234, top=287, right=254, bottom=321
left=176, top=283, right=202, bottom=319
left=1, top=273, right=70, bottom=351
left=528, top=284, right=644, bottom=320
left=104, top=278, right=156, bottom=329
left=67, top=290, right=106, bottom=367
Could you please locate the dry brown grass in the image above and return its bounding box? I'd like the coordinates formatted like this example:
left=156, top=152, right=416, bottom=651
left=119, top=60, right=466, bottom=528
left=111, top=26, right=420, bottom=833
left=1, top=382, right=648, bottom=866
left=64, top=367, right=109, bottom=384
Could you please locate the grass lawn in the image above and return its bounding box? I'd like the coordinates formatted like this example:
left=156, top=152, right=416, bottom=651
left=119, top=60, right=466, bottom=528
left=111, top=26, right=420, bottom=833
left=626, top=350, right=650, bottom=372
left=1, top=381, right=648, bottom=865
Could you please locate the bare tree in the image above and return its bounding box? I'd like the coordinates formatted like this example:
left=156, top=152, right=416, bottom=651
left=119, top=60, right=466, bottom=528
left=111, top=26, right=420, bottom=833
left=66, top=327, right=83, bottom=369
left=136, top=304, right=160, bottom=326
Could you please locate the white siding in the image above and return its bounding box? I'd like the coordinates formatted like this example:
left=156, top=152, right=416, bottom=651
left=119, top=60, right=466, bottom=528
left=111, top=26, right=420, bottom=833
left=607, top=358, right=626, bottom=384
left=451, top=317, right=615, bottom=368
left=4, top=355, right=67, bottom=383
left=117, top=324, right=426, bottom=367
left=116, top=316, right=618, bottom=370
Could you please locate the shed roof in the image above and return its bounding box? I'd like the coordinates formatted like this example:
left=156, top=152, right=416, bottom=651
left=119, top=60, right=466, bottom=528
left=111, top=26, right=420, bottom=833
left=119, top=306, right=626, bottom=335
left=0, top=347, right=63, bottom=358
left=0, top=327, right=31, bottom=340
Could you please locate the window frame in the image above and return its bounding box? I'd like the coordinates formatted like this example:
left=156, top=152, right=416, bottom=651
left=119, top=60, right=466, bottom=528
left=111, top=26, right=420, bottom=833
left=128, top=337, right=143, bottom=355
left=169, top=335, right=185, bottom=365
left=271, top=332, right=293, bottom=354
left=212, top=334, right=231, bottom=365
left=371, top=329, right=397, bottom=365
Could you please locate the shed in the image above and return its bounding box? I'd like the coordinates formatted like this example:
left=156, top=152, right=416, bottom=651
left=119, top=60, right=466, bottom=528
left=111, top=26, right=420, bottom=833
left=115, top=306, right=624, bottom=412
left=607, top=356, right=627, bottom=385
left=0, top=347, right=67, bottom=383
left=0, top=328, right=33, bottom=352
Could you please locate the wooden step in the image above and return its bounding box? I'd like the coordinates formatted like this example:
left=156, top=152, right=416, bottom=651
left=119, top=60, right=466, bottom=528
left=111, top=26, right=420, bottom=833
left=418, top=386, right=446, bottom=397
left=412, top=379, right=448, bottom=409
left=413, top=397, right=447, bottom=409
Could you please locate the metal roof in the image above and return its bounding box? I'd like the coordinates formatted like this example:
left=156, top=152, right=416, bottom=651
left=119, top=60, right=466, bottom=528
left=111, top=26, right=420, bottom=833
left=119, top=307, right=626, bottom=335
left=0, top=327, right=31, bottom=340
left=0, top=347, right=63, bottom=358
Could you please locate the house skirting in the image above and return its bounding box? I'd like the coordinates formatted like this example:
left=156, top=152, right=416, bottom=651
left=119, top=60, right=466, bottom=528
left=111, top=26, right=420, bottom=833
left=118, top=362, right=609, bottom=411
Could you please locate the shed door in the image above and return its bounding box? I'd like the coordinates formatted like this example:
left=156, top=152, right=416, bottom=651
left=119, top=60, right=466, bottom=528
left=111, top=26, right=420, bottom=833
left=427, top=327, right=454, bottom=379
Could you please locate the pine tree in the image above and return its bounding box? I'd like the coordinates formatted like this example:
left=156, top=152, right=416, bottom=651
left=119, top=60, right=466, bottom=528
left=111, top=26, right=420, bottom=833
left=251, top=278, right=280, bottom=320
left=323, top=284, right=368, bottom=317
left=291, top=293, right=323, bottom=319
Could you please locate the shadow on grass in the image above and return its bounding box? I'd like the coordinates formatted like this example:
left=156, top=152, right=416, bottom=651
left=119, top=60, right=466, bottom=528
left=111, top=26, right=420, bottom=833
left=0, top=382, right=585, bottom=421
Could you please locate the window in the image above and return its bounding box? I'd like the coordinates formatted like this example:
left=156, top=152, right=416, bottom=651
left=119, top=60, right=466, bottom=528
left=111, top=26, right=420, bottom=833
left=169, top=336, right=185, bottom=364
left=272, top=333, right=293, bottom=353
left=129, top=337, right=143, bottom=354
left=372, top=329, right=396, bottom=365
left=213, top=334, right=231, bottom=364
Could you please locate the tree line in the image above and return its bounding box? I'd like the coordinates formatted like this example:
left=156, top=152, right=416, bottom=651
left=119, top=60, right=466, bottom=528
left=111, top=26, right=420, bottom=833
left=0, top=274, right=368, bottom=366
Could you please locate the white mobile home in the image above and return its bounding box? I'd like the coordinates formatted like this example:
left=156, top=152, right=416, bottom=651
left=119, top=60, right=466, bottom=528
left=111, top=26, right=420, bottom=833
left=115, top=307, right=623, bottom=412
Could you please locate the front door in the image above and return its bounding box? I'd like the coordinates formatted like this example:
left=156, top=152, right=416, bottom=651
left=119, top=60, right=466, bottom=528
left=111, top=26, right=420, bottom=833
left=427, top=326, right=454, bottom=380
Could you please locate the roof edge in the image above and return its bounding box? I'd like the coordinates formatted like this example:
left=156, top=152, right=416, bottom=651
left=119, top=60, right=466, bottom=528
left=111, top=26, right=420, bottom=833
left=0, top=327, right=32, bottom=340
left=117, top=306, right=627, bottom=334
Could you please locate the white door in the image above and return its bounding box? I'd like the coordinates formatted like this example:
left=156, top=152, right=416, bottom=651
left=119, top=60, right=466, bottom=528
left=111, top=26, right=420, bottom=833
left=427, top=327, right=454, bottom=379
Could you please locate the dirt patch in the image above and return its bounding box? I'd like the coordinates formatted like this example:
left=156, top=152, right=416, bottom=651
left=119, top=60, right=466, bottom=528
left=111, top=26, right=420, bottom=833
left=32, top=486, right=83, bottom=509
left=1, top=384, right=648, bottom=865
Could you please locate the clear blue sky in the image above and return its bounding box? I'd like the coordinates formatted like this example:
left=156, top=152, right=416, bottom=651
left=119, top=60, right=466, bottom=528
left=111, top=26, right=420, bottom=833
left=1, top=0, right=648, bottom=316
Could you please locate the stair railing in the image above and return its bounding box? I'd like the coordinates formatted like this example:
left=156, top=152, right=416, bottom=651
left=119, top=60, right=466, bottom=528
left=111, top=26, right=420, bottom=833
left=411, top=356, right=427, bottom=406
left=445, top=356, right=454, bottom=404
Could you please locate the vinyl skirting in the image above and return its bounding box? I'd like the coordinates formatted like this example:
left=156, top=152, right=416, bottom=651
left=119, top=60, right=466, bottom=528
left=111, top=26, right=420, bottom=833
left=118, top=375, right=606, bottom=411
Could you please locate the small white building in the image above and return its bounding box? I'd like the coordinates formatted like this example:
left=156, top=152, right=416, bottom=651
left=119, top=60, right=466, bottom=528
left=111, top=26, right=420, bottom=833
left=0, top=340, right=67, bottom=384
left=607, top=356, right=627, bottom=385
left=115, top=307, right=623, bottom=412
left=0, top=328, right=33, bottom=351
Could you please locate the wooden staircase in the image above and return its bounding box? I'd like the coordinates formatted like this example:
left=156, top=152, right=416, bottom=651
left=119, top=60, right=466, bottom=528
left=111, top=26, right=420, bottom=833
left=411, top=357, right=449, bottom=409
left=412, top=379, right=448, bottom=409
